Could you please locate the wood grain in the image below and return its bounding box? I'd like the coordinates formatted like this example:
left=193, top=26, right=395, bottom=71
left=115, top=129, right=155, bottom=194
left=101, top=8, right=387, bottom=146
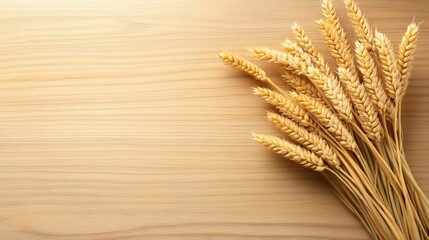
left=0, top=0, right=428, bottom=239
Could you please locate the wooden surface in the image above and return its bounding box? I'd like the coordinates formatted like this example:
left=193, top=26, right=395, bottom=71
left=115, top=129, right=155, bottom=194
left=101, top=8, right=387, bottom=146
left=0, top=0, right=428, bottom=239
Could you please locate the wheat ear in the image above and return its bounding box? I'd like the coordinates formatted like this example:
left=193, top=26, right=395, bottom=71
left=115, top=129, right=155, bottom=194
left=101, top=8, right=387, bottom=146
left=281, top=70, right=324, bottom=102
left=344, top=0, right=375, bottom=51
left=252, top=133, right=325, bottom=171
left=249, top=47, right=309, bottom=76
left=316, top=22, right=378, bottom=125
left=338, top=68, right=383, bottom=141
left=292, top=93, right=357, bottom=151
left=291, top=23, right=318, bottom=59
left=317, top=19, right=361, bottom=82
left=288, top=26, right=334, bottom=78
left=374, top=31, right=402, bottom=101
left=306, top=66, right=354, bottom=121
left=398, top=22, right=419, bottom=97
left=218, top=52, right=270, bottom=82
left=355, top=41, right=395, bottom=120
left=253, top=87, right=316, bottom=130
left=321, top=0, right=341, bottom=30
left=280, top=41, right=354, bottom=121
left=267, top=111, right=339, bottom=167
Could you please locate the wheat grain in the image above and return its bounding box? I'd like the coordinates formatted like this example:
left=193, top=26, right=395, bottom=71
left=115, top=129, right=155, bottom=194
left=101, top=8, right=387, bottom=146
left=253, top=87, right=316, bottom=130
left=267, top=111, right=339, bottom=167
left=398, top=22, right=419, bottom=97
left=292, top=93, right=357, bottom=151
left=338, top=67, right=383, bottom=140
left=344, top=0, right=375, bottom=51
left=218, top=52, right=270, bottom=82
left=374, top=31, right=402, bottom=100
left=252, top=133, right=325, bottom=171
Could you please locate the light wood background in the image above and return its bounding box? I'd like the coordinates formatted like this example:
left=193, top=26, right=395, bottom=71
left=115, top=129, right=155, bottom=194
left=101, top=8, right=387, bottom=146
left=0, top=0, right=428, bottom=239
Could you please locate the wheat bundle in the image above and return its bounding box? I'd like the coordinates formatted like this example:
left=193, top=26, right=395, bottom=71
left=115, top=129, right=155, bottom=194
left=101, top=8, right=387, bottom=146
left=219, top=0, right=427, bottom=239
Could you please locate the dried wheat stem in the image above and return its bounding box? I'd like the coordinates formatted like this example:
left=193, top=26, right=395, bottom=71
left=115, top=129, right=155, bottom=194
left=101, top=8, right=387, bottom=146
left=344, top=0, right=375, bottom=51
left=252, top=133, right=325, bottom=171
left=267, top=111, right=340, bottom=167
left=374, top=31, right=402, bottom=101
left=292, top=93, right=357, bottom=151
left=398, top=22, right=419, bottom=97
left=253, top=87, right=316, bottom=130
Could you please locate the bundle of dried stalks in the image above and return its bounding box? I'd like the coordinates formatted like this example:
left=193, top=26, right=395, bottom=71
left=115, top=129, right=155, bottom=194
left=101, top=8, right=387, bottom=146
left=219, top=0, right=427, bottom=239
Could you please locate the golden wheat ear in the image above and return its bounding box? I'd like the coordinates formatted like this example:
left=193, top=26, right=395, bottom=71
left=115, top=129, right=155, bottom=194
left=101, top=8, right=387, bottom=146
left=251, top=133, right=325, bottom=171
left=344, top=0, right=375, bottom=51
left=267, top=111, right=339, bottom=167
left=291, top=23, right=334, bottom=78
left=374, top=30, right=402, bottom=101
left=306, top=67, right=354, bottom=122
left=218, top=52, right=271, bottom=83
left=292, top=93, right=357, bottom=151
left=398, top=22, right=420, bottom=97
left=281, top=70, right=324, bottom=102
left=338, top=67, right=383, bottom=141
left=253, top=87, right=316, bottom=130
left=249, top=47, right=309, bottom=76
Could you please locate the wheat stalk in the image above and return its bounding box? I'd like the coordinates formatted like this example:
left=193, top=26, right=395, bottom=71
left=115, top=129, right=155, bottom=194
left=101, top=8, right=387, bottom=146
left=252, top=133, right=325, bottom=171
left=344, top=0, right=375, bottom=51
left=317, top=19, right=361, bottom=82
left=398, top=22, right=419, bottom=97
left=219, top=52, right=270, bottom=82
left=291, top=23, right=319, bottom=59
left=374, top=30, right=402, bottom=101
left=321, top=0, right=341, bottom=31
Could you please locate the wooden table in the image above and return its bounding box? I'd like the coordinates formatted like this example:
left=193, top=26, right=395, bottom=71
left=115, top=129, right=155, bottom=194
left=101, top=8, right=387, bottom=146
left=0, top=0, right=428, bottom=239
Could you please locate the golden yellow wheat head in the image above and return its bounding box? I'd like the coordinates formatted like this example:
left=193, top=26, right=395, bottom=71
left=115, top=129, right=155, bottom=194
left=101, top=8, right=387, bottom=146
left=252, top=133, right=325, bottom=171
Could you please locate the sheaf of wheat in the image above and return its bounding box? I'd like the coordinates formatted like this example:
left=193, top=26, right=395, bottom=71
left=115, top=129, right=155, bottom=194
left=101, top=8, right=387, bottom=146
left=219, top=0, right=427, bottom=239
